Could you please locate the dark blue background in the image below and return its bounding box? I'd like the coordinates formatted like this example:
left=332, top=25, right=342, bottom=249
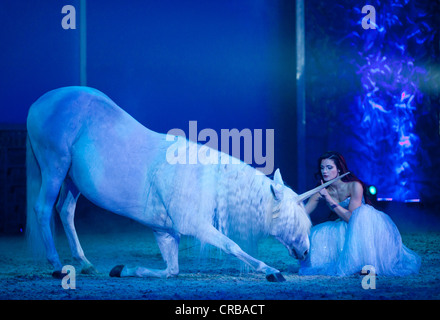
left=0, top=0, right=300, bottom=185
left=0, top=0, right=439, bottom=203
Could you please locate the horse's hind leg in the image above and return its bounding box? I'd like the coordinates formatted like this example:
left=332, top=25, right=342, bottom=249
left=110, top=230, right=180, bottom=278
left=34, top=166, right=69, bottom=277
left=56, top=179, right=98, bottom=275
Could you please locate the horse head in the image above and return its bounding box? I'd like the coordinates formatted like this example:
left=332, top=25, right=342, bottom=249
left=269, top=169, right=310, bottom=260
left=268, top=169, right=350, bottom=260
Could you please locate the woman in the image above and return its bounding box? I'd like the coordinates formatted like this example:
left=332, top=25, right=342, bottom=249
left=299, top=151, right=421, bottom=276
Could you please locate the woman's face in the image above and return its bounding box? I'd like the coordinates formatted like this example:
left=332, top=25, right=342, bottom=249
left=320, top=158, right=338, bottom=182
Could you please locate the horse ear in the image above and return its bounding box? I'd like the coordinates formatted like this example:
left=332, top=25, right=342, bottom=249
left=270, top=184, right=284, bottom=201
left=273, top=168, right=284, bottom=186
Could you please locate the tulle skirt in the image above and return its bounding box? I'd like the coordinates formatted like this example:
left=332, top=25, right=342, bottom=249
left=299, top=204, right=421, bottom=276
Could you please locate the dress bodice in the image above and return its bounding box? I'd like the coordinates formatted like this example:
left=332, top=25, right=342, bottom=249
left=339, top=197, right=351, bottom=210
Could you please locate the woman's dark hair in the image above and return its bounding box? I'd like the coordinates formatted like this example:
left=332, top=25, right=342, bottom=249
left=315, top=151, right=373, bottom=205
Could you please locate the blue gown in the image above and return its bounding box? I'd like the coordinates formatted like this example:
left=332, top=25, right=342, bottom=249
left=299, top=198, right=421, bottom=276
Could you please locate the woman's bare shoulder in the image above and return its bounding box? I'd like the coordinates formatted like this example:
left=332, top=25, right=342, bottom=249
left=348, top=180, right=363, bottom=195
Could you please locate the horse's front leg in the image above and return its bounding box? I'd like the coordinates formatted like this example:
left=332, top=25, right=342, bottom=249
left=197, top=225, right=286, bottom=282
left=110, top=230, right=180, bottom=278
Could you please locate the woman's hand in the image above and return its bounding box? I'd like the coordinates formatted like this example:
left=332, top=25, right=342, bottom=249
left=319, top=180, right=331, bottom=200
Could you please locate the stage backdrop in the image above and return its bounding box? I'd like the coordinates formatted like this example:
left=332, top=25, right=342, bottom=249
left=304, top=0, right=440, bottom=204
left=0, top=0, right=438, bottom=207
left=0, top=0, right=81, bottom=121
left=0, top=0, right=300, bottom=187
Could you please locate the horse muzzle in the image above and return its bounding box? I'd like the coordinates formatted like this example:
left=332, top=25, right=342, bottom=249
left=291, top=248, right=308, bottom=260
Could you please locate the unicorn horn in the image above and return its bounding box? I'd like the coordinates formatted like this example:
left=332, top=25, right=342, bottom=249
left=296, top=172, right=350, bottom=203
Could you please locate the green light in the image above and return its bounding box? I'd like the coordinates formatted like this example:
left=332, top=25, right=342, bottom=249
left=368, top=185, right=377, bottom=195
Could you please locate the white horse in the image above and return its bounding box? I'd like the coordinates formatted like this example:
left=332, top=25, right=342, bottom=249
left=26, top=86, right=340, bottom=282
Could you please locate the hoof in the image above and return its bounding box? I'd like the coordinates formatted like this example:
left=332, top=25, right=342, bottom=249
left=81, top=265, right=99, bottom=275
left=52, top=270, right=64, bottom=279
left=110, top=265, right=125, bottom=277
left=266, top=272, right=286, bottom=282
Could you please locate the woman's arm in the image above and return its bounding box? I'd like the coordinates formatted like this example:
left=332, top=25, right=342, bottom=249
left=347, top=181, right=363, bottom=212
left=322, top=197, right=351, bottom=223
left=320, top=181, right=363, bottom=222
left=305, top=192, right=321, bottom=215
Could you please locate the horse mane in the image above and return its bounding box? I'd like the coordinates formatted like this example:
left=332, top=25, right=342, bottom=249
left=213, top=161, right=273, bottom=253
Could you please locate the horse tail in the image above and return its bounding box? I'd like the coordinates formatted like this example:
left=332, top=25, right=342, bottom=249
left=25, top=134, right=47, bottom=259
